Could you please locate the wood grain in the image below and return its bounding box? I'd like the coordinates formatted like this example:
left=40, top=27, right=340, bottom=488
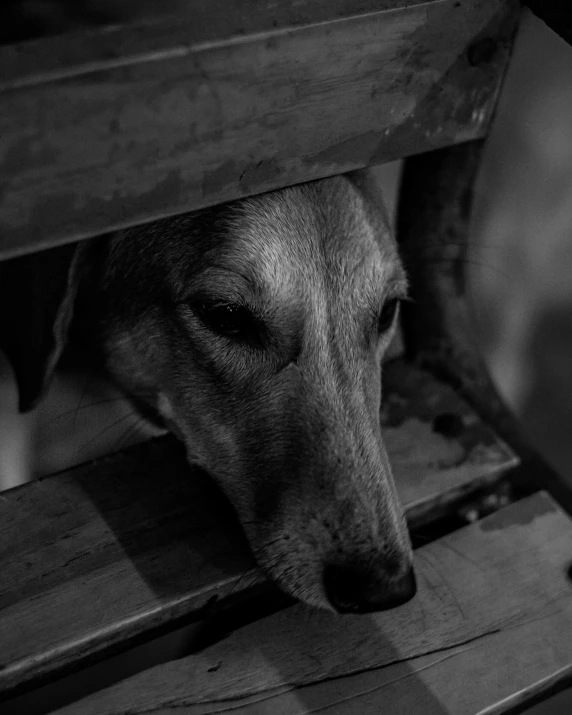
left=50, top=492, right=572, bottom=715
left=0, top=362, right=517, bottom=695
left=383, top=361, right=518, bottom=524
left=0, top=0, right=521, bottom=259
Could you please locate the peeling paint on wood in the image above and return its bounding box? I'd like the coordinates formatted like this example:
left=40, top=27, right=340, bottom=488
left=479, top=489, right=558, bottom=531
left=383, top=361, right=518, bottom=524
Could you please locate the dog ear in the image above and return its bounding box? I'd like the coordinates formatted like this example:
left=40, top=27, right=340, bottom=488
left=0, top=242, right=85, bottom=412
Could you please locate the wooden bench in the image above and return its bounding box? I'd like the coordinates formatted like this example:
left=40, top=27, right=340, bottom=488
left=1, top=1, right=572, bottom=713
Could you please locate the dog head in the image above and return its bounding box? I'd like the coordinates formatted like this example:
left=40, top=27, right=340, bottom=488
left=1, top=172, right=415, bottom=613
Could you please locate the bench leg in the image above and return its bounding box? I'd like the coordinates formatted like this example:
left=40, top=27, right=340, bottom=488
left=397, top=139, right=572, bottom=513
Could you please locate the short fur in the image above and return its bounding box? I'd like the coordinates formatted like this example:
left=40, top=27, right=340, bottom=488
left=1, top=171, right=414, bottom=612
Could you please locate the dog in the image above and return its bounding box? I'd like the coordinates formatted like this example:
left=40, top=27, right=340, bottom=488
left=1, top=171, right=415, bottom=614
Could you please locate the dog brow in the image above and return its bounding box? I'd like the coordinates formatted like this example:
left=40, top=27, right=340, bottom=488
left=344, top=249, right=407, bottom=310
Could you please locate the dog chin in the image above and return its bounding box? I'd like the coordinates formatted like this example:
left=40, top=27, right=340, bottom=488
left=286, top=586, right=336, bottom=613
left=251, top=545, right=335, bottom=612
left=153, top=406, right=347, bottom=613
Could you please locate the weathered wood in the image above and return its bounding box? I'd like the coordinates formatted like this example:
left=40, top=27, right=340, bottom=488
left=397, top=140, right=572, bottom=515
left=0, top=361, right=517, bottom=696
left=0, top=1, right=445, bottom=55
left=382, top=361, right=517, bottom=525
left=0, top=0, right=521, bottom=260
left=49, top=492, right=572, bottom=715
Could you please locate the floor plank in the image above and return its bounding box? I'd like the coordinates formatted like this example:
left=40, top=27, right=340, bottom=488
left=52, top=493, right=572, bottom=715
left=0, top=362, right=517, bottom=694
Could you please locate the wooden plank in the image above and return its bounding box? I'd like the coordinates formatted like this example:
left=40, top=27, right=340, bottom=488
left=382, top=362, right=518, bottom=524
left=0, top=0, right=521, bottom=259
left=50, top=492, right=572, bottom=715
left=0, top=1, right=440, bottom=64
left=0, top=361, right=517, bottom=695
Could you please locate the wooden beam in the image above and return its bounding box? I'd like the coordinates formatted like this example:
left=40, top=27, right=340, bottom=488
left=0, top=0, right=521, bottom=259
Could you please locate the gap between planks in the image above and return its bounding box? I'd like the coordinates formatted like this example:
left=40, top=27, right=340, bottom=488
left=49, top=492, right=572, bottom=715
left=0, top=362, right=518, bottom=695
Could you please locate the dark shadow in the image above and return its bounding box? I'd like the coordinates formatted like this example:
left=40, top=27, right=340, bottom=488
left=184, top=599, right=451, bottom=715
left=520, top=303, right=572, bottom=486
left=3, top=429, right=448, bottom=714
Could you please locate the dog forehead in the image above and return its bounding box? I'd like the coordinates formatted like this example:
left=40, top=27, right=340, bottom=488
left=219, top=177, right=398, bottom=299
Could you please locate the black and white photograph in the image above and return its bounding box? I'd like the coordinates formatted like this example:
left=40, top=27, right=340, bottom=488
left=1, top=1, right=572, bottom=713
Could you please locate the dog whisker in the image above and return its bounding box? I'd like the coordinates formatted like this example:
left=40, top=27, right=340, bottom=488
left=3, top=170, right=417, bottom=612
left=111, top=416, right=148, bottom=453
left=53, top=397, right=136, bottom=422
left=406, top=256, right=508, bottom=279
left=72, top=372, right=94, bottom=430
left=238, top=520, right=264, bottom=529
left=77, top=413, right=138, bottom=455
left=225, top=566, right=260, bottom=601
left=52, top=394, right=156, bottom=422
left=401, top=239, right=501, bottom=253
left=224, top=536, right=293, bottom=600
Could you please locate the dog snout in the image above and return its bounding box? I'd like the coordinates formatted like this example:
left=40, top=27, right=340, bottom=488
left=323, top=561, right=416, bottom=614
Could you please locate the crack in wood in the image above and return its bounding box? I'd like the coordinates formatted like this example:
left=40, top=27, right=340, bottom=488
left=125, top=627, right=505, bottom=714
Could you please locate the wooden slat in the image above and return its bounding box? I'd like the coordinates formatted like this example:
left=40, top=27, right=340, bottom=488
left=0, top=361, right=517, bottom=695
left=0, top=0, right=521, bottom=260
left=0, top=1, right=443, bottom=65
left=51, top=492, right=572, bottom=715
left=382, top=361, right=518, bottom=524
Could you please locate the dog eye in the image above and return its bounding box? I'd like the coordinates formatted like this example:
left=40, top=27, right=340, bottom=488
left=378, top=298, right=400, bottom=333
left=196, top=302, right=257, bottom=339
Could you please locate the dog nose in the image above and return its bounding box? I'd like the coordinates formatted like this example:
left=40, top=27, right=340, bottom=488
left=323, top=562, right=417, bottom=614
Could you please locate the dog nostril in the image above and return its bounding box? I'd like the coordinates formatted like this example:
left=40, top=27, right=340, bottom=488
left=323, top=564, right=361, bottom=613
left=323, top=563, right=417, bottom=614
left=389, top=566, right=417, bottom=607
